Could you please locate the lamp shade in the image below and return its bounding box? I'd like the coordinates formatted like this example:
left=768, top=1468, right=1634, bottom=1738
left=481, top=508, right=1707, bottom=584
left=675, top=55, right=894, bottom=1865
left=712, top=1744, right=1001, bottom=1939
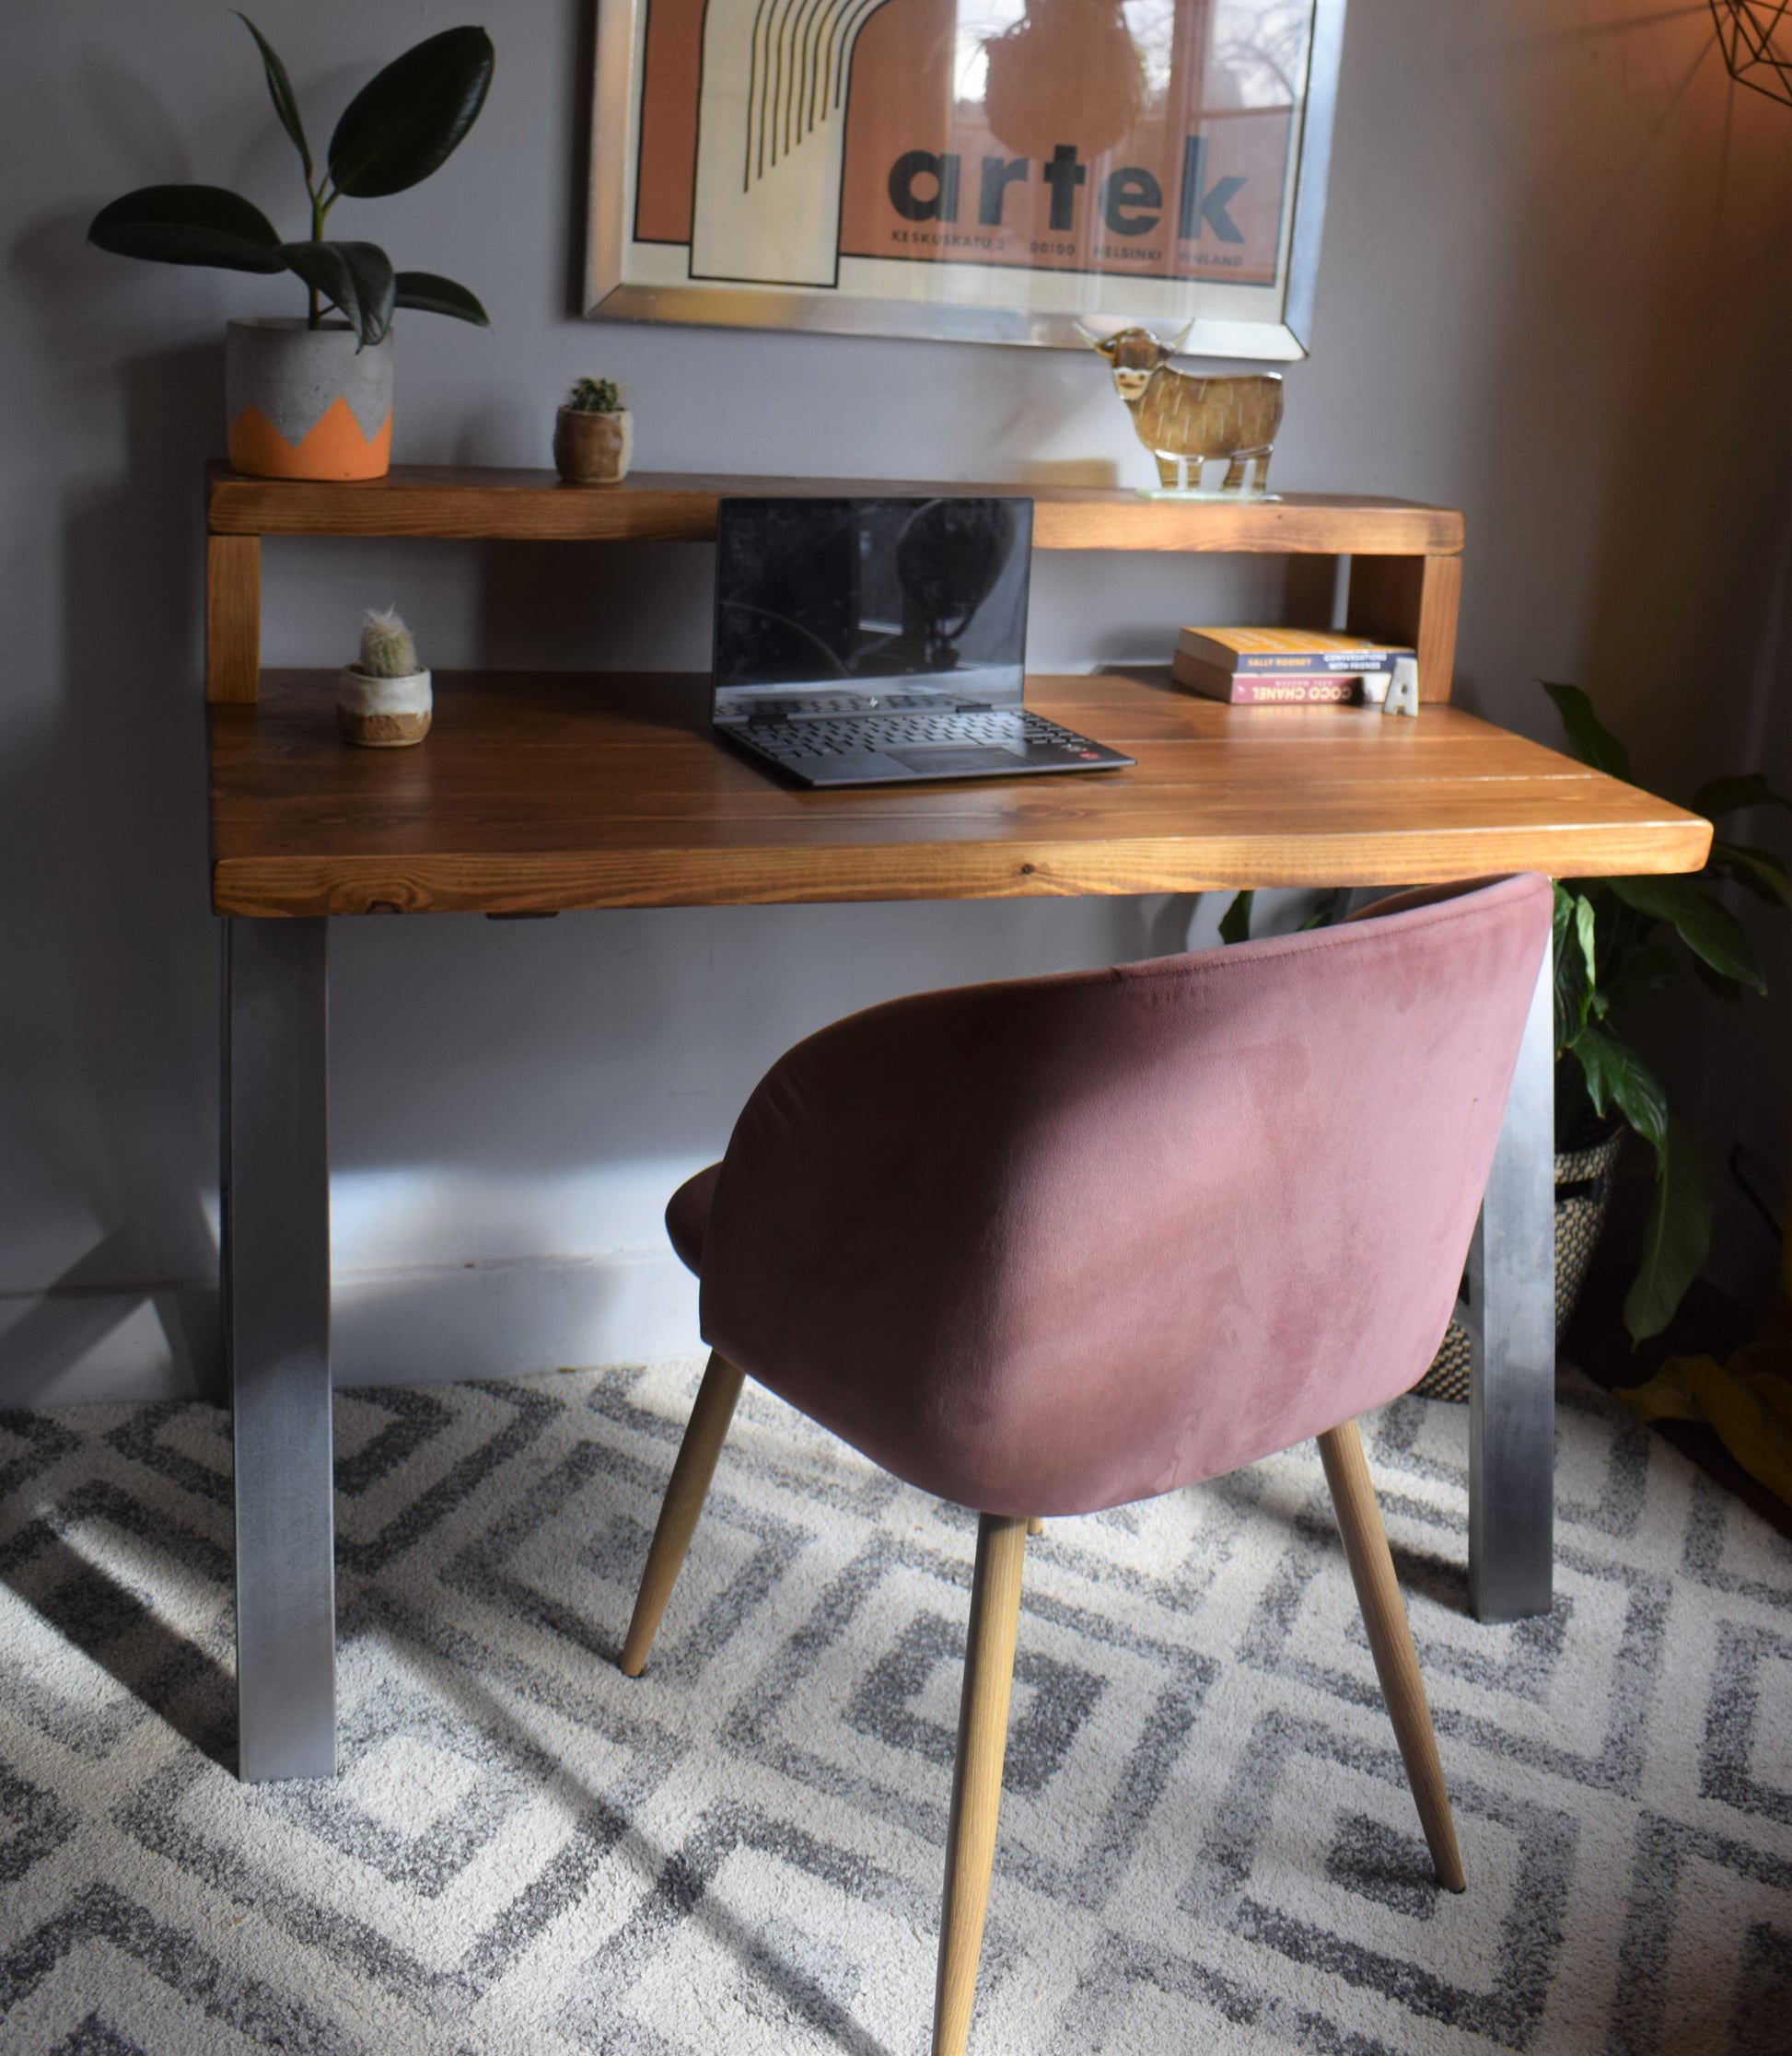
left=1713, top=1, right=1792, bottom=105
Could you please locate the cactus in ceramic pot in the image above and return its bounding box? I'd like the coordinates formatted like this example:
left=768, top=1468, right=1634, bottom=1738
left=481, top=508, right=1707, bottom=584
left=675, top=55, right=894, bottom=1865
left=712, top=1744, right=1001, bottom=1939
left=566, top=377, right=622, bottom=414
left=359, top=609, right=417, bottom=679
left=554, top=376, right=633, bottom=485
left=339, top=607, right=432, bottom=747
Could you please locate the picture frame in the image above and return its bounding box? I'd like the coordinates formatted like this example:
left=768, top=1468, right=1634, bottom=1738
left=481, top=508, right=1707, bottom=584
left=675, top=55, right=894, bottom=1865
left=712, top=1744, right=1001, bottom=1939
left=584, top=0, right=1349, bottom=358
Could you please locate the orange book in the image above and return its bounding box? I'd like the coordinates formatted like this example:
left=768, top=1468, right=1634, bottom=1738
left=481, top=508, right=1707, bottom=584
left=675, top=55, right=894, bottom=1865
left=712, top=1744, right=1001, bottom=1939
left=1176, top=626, right=1412, bottom=675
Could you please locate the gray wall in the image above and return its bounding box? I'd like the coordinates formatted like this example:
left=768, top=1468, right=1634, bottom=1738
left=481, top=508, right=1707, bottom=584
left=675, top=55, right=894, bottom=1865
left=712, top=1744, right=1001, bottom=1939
left=6, top=1, right=1791, bottom=1404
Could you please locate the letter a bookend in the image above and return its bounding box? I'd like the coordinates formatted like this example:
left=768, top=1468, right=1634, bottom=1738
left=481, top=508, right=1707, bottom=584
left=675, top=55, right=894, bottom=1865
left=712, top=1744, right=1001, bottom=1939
left=1384, top=656, right=1420, bottom=716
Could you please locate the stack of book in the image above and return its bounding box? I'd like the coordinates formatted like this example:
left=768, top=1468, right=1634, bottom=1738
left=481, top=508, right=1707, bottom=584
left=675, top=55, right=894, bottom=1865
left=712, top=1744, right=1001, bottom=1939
left=1172, top=627, right=1414, bottom=704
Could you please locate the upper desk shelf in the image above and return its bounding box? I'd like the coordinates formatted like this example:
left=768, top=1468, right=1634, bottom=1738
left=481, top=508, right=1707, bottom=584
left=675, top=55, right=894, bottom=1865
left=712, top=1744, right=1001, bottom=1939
left=202, top=463, right=1465, bottom=705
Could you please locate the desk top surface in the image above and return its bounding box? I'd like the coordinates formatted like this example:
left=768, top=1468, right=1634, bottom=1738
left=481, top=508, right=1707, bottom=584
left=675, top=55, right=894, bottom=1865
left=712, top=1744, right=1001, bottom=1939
left=208, top=668, right=1711, bottom=917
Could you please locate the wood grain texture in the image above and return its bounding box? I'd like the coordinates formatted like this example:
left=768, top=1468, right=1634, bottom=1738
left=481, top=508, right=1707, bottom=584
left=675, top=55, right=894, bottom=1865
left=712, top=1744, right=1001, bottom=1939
left=205, top=534, right=262, bottom=703
left=619, top=1352, right=745, bottom=1678
left=204, top=461, right=1465, bottom=555
left=207, top=668, right=1712, bottom=917
left=934, top=1513, right=1029, bottom=2056
left=1347, top=552, right=1463, bottom=703
left=1318, top=1419, right=1466, bottom=1892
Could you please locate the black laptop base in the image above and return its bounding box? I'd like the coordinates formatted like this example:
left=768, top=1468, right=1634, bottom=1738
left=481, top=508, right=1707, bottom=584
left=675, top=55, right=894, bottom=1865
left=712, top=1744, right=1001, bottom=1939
left=716, top=708, right=1135, bottom=789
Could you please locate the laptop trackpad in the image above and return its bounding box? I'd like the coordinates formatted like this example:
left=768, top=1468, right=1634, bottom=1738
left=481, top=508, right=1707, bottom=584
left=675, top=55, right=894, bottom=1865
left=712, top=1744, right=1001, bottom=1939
left=887, top=746, right=1030, bottom=776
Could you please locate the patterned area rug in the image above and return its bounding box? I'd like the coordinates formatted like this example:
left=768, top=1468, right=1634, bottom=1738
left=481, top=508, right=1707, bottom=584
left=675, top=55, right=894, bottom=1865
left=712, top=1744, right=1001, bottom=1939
left=2, top=1362, right=1790, bottom=2055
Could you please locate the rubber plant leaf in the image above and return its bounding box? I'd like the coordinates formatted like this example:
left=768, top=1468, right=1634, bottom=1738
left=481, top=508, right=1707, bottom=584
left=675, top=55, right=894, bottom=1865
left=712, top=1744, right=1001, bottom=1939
left=1692, top=772, right=1792, bottom=820
left=1218, top=890, right=1253, bottom=946
left=327, top=27, right=495, bottom=199
left=391, top=271, right=490, bottom=324
left=87, top=185, right=286, bottom=272
left=1707, top=839, right=1792, bottom=912
left=1609, top=874, right=1766, bottom=992
left=279, top=239, right=396, bottom=348
left=1569, top=1023, right=1667, bottom=1149
left=1542, top=681, right=1630, bottom=781
left=236, top=14, right=311, bottom=180
left=1623, top=1113, right=1713, bottom=1344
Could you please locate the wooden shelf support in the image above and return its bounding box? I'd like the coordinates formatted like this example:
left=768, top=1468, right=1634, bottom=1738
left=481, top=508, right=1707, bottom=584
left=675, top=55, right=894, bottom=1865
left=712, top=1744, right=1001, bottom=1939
left=207, top=534, right=262, bottom=703
left=1347, top=552, right=1463, bottom=704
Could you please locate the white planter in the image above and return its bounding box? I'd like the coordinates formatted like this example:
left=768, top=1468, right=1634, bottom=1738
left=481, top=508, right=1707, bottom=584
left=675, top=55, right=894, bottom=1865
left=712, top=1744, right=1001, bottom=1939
left=227, top=318, right=393, bottom=480
left=338, top=666, right=432, bottom=748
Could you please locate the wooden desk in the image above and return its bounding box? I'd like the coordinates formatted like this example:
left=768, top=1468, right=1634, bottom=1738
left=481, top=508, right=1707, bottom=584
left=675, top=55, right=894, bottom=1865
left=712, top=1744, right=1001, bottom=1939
left=212, top=668, right=1704, bottom=914
left=204, top=469, right=1709, bottom=1784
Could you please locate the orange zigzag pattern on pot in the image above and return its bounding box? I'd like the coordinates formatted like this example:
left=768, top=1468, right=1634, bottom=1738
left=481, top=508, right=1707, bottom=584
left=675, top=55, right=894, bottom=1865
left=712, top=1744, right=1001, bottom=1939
left=227, top=395, right=392, bottom=481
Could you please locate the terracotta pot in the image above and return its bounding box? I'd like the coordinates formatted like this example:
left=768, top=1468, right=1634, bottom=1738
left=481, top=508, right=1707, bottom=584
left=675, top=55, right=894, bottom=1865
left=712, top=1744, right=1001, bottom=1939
left=553, top=406, right=633, bottom=485
left=338, top=665, right=431, bottom=747
left=227, top=318, right=392, bottom=481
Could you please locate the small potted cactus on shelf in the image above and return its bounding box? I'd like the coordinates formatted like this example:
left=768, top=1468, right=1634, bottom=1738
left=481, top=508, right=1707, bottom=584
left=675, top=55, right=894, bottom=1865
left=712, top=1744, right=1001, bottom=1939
left=339, top=607, right=431, bottom=746
left=554, top=376, right=632, bottom=485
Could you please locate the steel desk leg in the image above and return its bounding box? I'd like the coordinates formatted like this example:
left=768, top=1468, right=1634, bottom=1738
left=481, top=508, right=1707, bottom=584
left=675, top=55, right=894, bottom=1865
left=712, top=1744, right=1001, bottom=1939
left=223, top=917, right=335, bottom=1780
left=1465, top=940, right=1555, bottom=1621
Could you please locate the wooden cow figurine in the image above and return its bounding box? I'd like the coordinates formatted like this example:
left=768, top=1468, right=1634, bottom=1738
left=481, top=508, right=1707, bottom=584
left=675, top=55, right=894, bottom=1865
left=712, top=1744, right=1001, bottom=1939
left=1081, top=322, right=1283, bottom=496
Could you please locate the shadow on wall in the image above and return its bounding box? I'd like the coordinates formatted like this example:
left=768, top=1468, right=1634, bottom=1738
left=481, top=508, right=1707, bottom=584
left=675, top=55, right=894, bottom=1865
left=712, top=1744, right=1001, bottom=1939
left=0, top=321, right=226, bottom=1404
left=1556, top=34, right=1792, bottom=776
left=1564, top=27, right=1792, bottom=1295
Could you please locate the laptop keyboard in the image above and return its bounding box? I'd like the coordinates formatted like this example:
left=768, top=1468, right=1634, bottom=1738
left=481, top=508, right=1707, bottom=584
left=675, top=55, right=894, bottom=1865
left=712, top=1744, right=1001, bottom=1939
left=733, top=693, right=949, bottom=719
left=739, top=709, right=1099, bottom=761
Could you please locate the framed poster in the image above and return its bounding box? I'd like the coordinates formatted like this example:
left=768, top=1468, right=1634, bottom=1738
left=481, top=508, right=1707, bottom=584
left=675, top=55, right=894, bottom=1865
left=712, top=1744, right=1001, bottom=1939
left=585, top=0, right=1346, bottom=357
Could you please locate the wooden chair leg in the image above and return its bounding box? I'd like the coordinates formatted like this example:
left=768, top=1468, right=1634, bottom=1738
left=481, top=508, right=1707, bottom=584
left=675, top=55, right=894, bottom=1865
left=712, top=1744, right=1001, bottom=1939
left=1026, top=1516, right=1044, bottom=1538
left=619, top=1351, right=745, bottom=1678
left=1317, top=1420, right=1467, bottom=1892
left=933, top=1513, right=1030, bottom=2056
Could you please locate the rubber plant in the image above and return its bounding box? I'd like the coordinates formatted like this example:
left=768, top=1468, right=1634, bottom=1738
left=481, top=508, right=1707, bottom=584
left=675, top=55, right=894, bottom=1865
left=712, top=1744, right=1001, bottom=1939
left=87, top=16, right=493, bottom=346
left=1217, top=682, right=1791, bottom=1345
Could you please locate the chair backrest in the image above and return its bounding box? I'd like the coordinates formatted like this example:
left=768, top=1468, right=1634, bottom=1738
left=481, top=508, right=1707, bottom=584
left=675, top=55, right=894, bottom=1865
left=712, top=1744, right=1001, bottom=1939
left=699, top=873, right=1553, bottom=1516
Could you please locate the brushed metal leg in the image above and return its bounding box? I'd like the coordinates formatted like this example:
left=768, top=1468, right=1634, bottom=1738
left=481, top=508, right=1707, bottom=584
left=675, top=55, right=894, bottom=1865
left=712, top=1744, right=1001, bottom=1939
left=1466, top=940, right=1554, bottom=1622
left=223, top=917, right=335, bottom=1781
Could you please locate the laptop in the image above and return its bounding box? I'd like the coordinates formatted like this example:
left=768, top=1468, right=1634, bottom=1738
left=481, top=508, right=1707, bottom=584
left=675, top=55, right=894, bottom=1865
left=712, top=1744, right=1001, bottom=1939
left=711, top=496, right=1135, bottom=787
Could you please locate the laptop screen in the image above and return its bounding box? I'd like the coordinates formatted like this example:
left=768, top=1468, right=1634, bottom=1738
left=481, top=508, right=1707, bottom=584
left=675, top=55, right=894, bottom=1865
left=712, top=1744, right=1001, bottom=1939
left=713, top=496, right=1032, bottom=713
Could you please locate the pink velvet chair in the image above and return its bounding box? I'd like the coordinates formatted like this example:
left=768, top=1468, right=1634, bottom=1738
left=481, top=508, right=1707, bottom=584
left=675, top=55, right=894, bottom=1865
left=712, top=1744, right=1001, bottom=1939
left=620, top=872, right=1553, bottom=2056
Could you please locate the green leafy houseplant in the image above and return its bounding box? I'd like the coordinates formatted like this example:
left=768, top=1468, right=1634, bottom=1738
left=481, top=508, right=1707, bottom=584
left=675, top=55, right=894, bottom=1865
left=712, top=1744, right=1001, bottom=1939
left=1543, top=682, right=1790, bottom=1343
left=87, top=15, right=493, bottom=347
left=1218, top=682, right=1790, bottom=1346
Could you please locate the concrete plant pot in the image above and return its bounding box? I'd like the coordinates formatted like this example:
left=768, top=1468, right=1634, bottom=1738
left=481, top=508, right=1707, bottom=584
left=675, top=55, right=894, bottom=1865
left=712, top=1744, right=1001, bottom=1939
left=338, top=665, right=431, bottom=747
left=227, top=318, right=393, bottom=480
left=553, top=406, right=632, bottom=485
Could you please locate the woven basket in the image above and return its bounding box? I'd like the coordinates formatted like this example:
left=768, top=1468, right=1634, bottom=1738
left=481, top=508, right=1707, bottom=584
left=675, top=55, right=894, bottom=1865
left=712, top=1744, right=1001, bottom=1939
left=1410, top=1121, right=1627, bottom=1402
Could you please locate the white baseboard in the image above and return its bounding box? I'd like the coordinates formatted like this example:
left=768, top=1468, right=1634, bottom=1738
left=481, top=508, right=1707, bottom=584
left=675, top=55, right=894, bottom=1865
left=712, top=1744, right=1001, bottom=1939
left=331, top=1252, right=699, bottom=1388
left=0, top=1253, right=700, bottom=1408
left=0, top=1286, right=219, bottom=1407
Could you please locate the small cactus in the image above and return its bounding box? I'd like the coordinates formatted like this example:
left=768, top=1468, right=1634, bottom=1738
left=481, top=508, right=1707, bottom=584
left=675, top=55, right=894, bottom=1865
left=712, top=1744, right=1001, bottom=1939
left=565, top=375, right=622, bottom=413
left=358, top=607, right=418, bottom=678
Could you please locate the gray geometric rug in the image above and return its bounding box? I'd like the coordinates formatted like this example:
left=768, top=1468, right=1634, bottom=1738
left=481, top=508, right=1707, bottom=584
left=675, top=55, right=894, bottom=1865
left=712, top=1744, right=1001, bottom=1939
left=3, top=1362, right=1789, bottom=2055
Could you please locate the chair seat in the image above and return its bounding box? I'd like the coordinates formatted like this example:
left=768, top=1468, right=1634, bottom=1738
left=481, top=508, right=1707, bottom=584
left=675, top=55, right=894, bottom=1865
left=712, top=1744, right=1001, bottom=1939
left=666, top=1162, right=721, bottom=1276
